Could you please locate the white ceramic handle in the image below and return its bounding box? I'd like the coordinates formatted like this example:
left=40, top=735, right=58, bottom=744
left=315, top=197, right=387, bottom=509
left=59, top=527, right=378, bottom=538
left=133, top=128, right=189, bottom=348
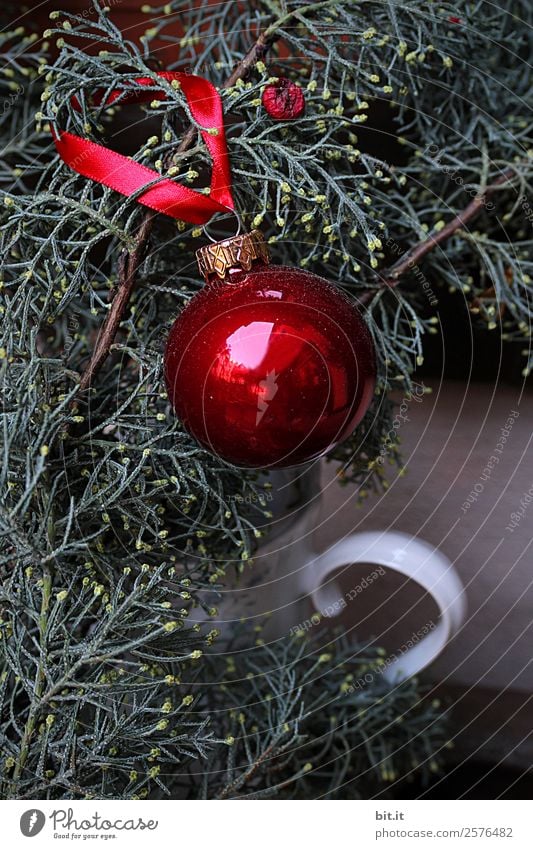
left=307, top=530, right=466, bottom=684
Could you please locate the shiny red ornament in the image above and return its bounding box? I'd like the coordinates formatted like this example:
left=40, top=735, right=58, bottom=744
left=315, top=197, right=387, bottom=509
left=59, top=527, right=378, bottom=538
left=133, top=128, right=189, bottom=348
left=262, top=78, right=306, bottom=120
left=164, top=232, right=375, bottom=468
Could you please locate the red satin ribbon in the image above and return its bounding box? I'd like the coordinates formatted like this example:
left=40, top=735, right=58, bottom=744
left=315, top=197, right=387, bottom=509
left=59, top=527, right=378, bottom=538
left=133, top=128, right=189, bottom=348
left=52, top=72, right=234, bottom=224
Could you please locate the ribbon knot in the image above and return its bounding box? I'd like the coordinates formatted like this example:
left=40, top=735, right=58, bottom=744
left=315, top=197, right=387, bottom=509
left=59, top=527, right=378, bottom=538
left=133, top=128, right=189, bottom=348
left=52, top=71, right=234, bottom=225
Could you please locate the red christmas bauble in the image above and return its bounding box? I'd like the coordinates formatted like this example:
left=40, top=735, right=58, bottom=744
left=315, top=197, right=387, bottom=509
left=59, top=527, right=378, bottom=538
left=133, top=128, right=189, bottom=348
left=164, top=232, right=375, bottom=468
left=261, top=78, right=305, bottom=120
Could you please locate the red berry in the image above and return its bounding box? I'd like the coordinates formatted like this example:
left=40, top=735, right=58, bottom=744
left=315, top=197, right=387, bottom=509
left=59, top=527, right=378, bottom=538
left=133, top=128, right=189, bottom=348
left=448, top=16, right=462, bottom=23
left=261, top=78, right=306, bottom=121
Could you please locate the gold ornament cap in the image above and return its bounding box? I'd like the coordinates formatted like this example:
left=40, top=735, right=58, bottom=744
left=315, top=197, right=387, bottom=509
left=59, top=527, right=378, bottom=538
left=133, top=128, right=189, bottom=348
left=196, top=229, right=270, bottom=281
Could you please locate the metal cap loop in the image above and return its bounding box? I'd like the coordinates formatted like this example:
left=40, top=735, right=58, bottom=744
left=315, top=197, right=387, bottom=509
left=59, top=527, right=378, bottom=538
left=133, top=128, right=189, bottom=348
left=196, top=229, right=270, bottom=281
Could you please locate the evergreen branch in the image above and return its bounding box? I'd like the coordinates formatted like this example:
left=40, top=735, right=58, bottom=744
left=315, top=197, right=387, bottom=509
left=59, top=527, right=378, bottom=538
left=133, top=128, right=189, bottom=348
left=361, top=166, right=518, bottom=303
left=2, top=0, right=532, bottom=800
left=216, top=739, right=277, bottom=799
left=11, top=567, right=52, bottom=785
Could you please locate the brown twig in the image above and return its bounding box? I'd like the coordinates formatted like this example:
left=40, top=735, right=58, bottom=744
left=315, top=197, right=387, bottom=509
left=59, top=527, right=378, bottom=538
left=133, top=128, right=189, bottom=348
left=359, top=166, right=517, bottom=305
left=78, top=210, right=156, bottom=393
left=216, top=740, right=277, bottom=799
left=77, top=29, right=276, bottom=396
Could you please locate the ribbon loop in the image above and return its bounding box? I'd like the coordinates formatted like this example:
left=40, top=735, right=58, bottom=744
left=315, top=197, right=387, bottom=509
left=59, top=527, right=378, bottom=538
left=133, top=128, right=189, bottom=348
left=52, top=72, right=234, bottom=225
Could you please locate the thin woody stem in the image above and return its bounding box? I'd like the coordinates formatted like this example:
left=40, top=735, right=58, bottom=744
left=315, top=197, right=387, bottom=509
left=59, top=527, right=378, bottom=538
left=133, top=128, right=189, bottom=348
left=78, top=210, right=156, bottom=393
left=359, top=167, right=517, bottom=305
